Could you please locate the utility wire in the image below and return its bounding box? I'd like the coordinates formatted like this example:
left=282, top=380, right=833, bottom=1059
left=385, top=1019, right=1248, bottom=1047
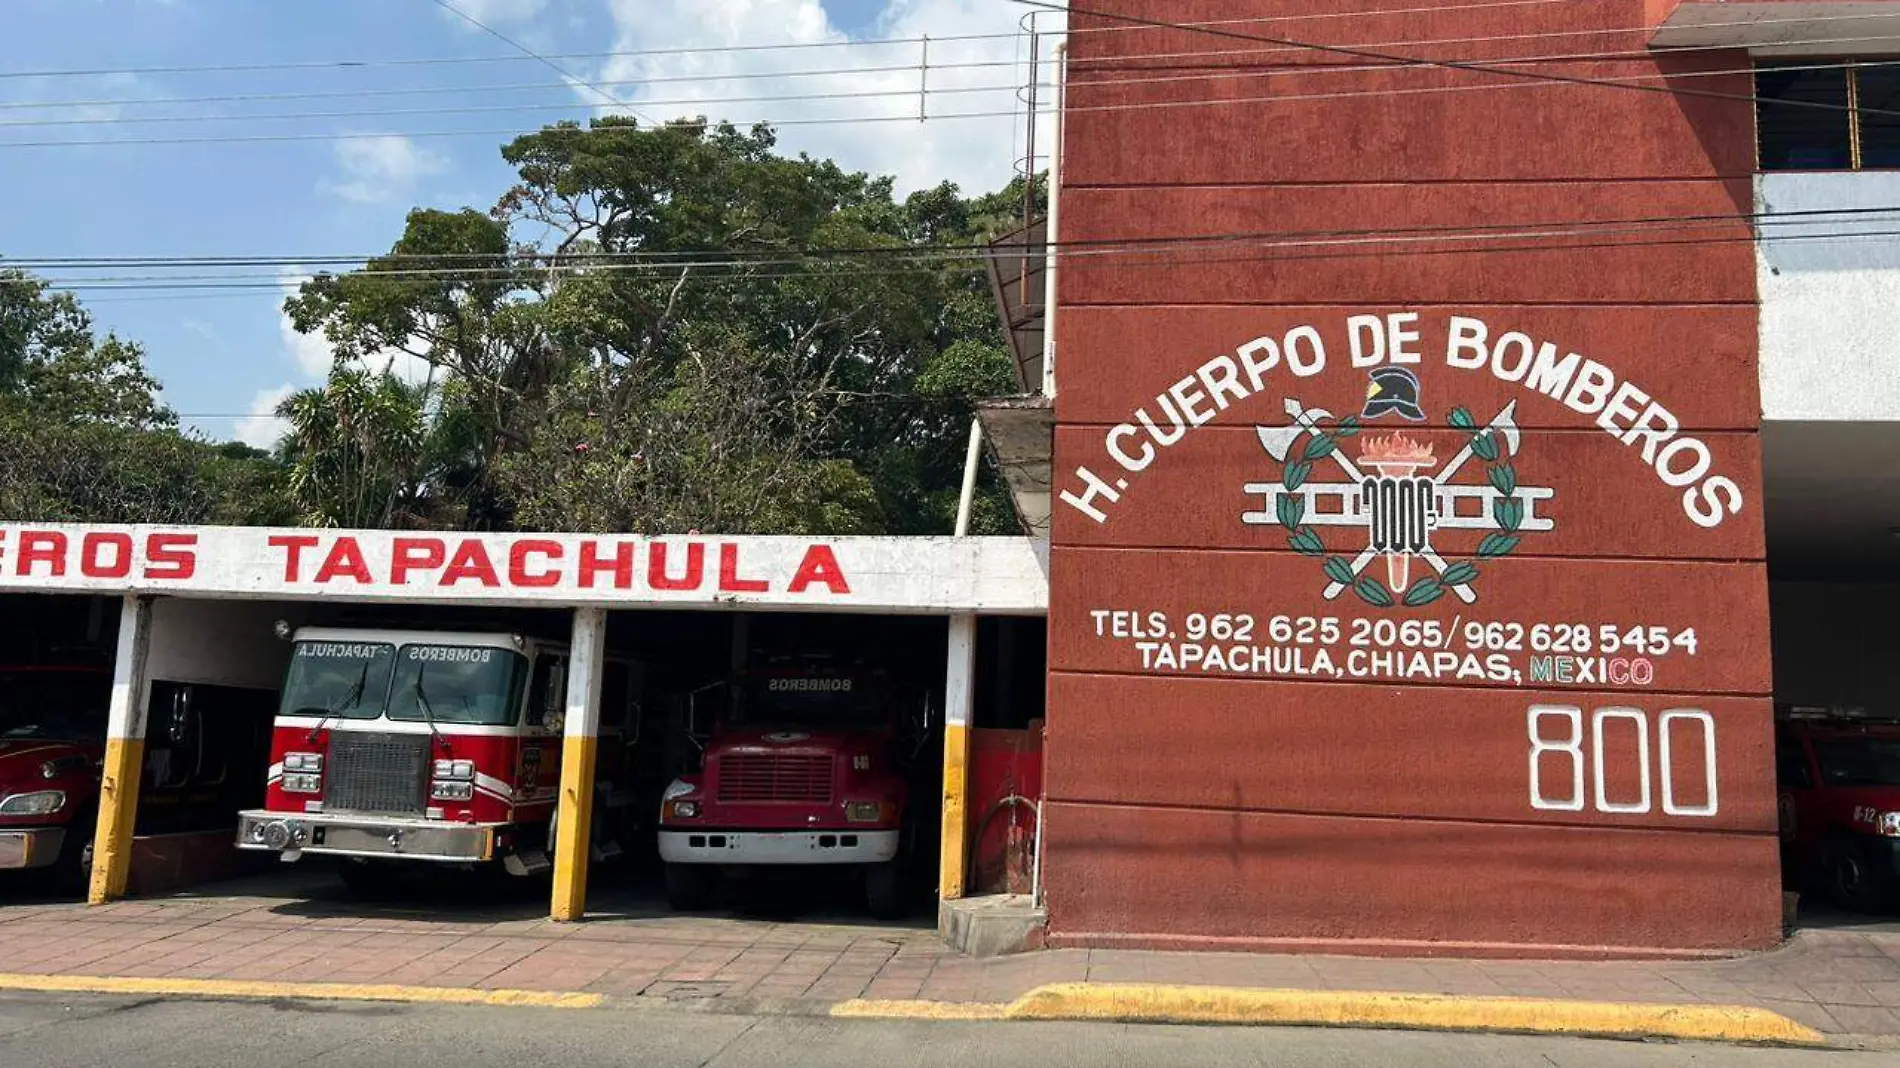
left=9, top=51, right=1900, bottom=147
left=23, top=213, right=1900, bottom=293
left=426, top=0, right=658, bottom=125
left=6, top=53, right=1897, bottom=135
left=12, top=203, right=1899, bottom=273
left=1010, top=0, right=1900, bottom=120
left=13, top=20, right=1900, bottom=119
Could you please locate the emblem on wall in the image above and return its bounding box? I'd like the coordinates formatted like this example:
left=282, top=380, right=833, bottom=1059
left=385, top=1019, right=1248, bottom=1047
left=1244, top=371, right=1555, bottom=608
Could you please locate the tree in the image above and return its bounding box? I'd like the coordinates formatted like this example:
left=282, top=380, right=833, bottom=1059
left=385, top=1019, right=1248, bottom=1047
left=281, top=117, right=1036, bottom=537
left=1, top=269, right=175, bottom=429
left=0, top=268, right=291, bottom=525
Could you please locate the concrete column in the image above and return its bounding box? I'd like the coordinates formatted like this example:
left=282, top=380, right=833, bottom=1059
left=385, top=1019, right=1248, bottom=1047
left=938, top=614, right=978, bottom=902
left=550, top=606, right=607, bottom=922
left=89, top=595, right=152, bottom=905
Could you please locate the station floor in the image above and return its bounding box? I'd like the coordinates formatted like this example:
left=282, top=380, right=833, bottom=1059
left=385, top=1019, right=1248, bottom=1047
left=1, top=867, right=1899, bottom=1040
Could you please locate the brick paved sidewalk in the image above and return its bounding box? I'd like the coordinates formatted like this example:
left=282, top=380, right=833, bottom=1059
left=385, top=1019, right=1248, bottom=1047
left=2, top=872, right=1897, bottom=1040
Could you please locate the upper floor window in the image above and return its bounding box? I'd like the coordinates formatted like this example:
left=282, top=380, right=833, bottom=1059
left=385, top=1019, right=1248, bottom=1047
left=1758, top=61, right=1900, bottom=170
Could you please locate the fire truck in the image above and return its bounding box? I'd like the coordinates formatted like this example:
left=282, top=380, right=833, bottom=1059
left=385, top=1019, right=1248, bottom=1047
left=656, top=656, right=930, bottom=919
left=236, top=626, right=638, bottom=891
left=4, top=663, right=272, bottom=894
left=1776, top=713, right=1900, bottom=912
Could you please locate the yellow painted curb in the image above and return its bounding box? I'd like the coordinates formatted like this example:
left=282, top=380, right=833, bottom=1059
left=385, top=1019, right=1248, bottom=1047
left=0, top=973, right=602, bottom=1009
left=833, top=983, right=1828, bottom=1047
left=831, top=999, right=1009, bottom=1021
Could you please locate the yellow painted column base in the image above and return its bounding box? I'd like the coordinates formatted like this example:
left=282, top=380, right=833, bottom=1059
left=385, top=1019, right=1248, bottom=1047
left=938, top=723, right=971, bottom=902
left=550, top=735, right=598, bottom=922
left=88, top=736, right=145, bottom=905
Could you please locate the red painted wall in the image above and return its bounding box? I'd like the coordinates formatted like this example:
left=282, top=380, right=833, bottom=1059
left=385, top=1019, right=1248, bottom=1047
left=1045, top=0, right=1778, bottom=955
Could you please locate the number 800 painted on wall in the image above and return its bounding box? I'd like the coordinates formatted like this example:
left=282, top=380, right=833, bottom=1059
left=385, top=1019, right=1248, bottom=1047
left=1528, top=706, right=1718, bottom=817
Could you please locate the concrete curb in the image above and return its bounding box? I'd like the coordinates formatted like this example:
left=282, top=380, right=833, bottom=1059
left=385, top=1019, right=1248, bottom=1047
left=0, top=973, right=602, bottom=1009
left=832, top=982, right=1831, bottom=1047
left=0, top=973, right=1833, bottom=1047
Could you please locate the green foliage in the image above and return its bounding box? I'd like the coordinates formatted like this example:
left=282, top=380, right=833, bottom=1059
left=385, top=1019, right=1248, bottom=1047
left=0, top=400, right=291, bottom=526
left=282, top=117, right=1037, bottom=536
left=0, top=269, right=284, bottom=525
left=3, top=117, right=1039, bottom=538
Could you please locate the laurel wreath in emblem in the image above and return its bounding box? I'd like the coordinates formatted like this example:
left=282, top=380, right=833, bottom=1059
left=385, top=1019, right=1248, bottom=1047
left=1272, top=407, right=1526, bottom=610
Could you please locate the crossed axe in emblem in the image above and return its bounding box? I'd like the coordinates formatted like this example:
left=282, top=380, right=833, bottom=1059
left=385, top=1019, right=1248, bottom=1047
left=1254, top=397, right=1524, bottom=605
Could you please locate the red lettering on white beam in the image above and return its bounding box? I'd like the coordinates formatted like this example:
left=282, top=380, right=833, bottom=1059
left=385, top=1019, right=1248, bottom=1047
left=0, top=529, right=198, bottom=581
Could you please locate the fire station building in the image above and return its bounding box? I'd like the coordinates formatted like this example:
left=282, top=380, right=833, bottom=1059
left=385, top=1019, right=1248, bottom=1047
left=7, top=0, right=1900, bottom=960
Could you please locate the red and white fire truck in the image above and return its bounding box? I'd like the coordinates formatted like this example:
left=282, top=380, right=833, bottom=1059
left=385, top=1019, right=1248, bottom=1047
left=236, top=626, right=637, bottom=891
left=656, top=658, right=928, bottom=918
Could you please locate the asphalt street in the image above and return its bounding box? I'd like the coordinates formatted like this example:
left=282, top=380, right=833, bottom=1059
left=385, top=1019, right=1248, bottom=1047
left=0, top=993, right=1887, bottom=1068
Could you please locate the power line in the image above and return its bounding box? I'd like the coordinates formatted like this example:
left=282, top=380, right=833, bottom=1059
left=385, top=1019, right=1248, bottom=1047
left=13, top=202, right=1899, bottom=275
left=1010, top=0, right=1900, bottom=121
left=0, top=59, right=1023, bottom=113
left=8, top=52, right=1898, bottom=136
left=0, top=82, right=1023, bottom=129
left=426, top=0, right=658, bottom=126
left=0, top=31, right=1020, bottom=81
left=9, top=50, right=1900, bottom=148
left=20, top=211, right=1900, bottom=294
left=14, top=20, right=1900, bottom=120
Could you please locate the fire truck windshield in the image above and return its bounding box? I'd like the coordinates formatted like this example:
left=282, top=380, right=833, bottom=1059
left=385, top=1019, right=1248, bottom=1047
left=386, top=646, right=526, bottom=726
left=281, top=641, right=527, bottom=727
left=1814, top=739, right=1900, bottom=788
left=280, top=642, right=396, bottom=720
left=736, top=674, right=889, bottom=730
left=0, top=670, right=108, bottom=741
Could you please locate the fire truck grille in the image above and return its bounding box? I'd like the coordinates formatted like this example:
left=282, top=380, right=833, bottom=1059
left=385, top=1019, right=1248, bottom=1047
left=324, top=733, right=428, bottom=815
left=717, top=754, right=833, bottom=804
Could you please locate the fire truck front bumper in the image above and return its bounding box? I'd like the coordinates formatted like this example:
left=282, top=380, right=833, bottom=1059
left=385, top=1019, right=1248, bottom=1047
left=659, top=829, right=900, bottom=866
left=237, top=810, right=496, bottom=863
left=0, top=827, right=65, bottom=870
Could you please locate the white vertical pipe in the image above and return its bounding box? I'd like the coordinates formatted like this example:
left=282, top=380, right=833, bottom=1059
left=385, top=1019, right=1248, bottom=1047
left=1040, top=41, right=1067, bottom=400
left=954, top=417, right=984, bottom=537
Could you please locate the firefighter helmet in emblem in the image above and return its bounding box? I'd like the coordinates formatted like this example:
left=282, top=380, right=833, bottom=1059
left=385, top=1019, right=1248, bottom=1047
left=1244, top=372, right=1556, bottom=609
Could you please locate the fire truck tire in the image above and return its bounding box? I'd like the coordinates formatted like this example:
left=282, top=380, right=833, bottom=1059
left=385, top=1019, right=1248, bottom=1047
left=865, top=860, right=904, bottom=920
left=38, top=807, right=95, bottom=898
left=663, top=863, right=715, bottom=911
left=1825, top=839, right=1890, bottom=913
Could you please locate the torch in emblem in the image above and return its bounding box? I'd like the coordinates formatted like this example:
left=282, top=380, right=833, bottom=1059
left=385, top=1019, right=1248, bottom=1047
left=1358, top=431, right=1438, bottom=592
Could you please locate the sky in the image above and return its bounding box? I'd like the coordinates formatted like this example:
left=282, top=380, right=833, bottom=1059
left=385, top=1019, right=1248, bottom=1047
left=0, top=0, right=1059, bottom=447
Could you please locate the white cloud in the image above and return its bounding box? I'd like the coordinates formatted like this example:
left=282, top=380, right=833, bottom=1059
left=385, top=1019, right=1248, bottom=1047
left=275, top=266, right=435, bottom=385
left=319, top=135, right=449, bottom=205
left=590, top=0, right=1059, bottom=196
left=234, top=384, right=295, bottom=450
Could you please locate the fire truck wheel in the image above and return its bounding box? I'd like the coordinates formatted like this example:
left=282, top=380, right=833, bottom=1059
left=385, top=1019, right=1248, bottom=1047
left=1825, top=840, right=1890, bottom=913
left=865, top=860, right=904, bottom=920
left=41, top=807, right=96, bottom=898
left=663, top=863, right=714, bottom=911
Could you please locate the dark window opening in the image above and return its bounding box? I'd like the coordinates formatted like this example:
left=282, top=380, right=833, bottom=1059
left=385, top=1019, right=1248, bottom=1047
left=1757, top=65, right=1851, bottom=170
left=1757, top=61, right=1900, bottom=171
left=1857, top=64, right=1900, bottom=167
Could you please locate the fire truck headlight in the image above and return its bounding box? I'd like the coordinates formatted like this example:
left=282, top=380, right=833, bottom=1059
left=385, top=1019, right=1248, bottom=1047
left=431, top=781, right=474, bottom=802
left=1879, top=812, right=1900, bottom=838
left=432, top=759, right=475, bottom=781
left=0, top=790, right=65, bottom=816
left=281, top=773, right=322, bottom=795
left=668, top=801, right=699, bottom=819
left=284, top=752, right=323, bottom=773
left=844, top=801, right=884, bottom=823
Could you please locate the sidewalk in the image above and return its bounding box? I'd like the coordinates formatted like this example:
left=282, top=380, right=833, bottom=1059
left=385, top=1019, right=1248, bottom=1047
left=1, top=873, right=1896, bottom=1046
